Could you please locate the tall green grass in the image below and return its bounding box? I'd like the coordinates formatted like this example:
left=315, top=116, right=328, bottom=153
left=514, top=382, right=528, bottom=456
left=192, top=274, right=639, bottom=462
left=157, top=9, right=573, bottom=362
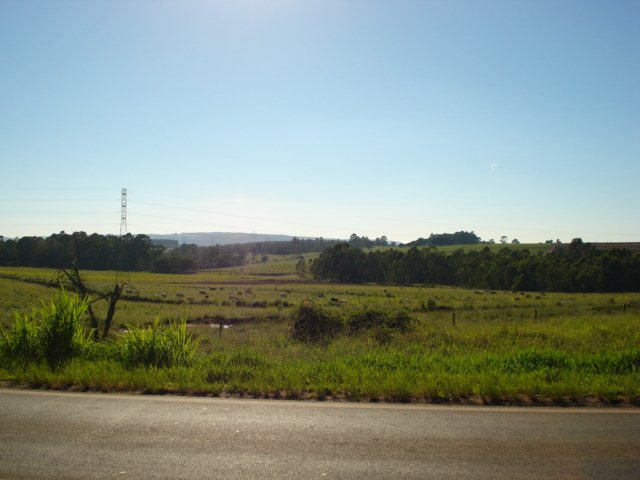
left=3, top=342, right=636, bottom=402
left=0, top=289, right=92, bottom=368
left=118, top=318, right=200, bottom=368
left=0, top=289, right=199, bottom=371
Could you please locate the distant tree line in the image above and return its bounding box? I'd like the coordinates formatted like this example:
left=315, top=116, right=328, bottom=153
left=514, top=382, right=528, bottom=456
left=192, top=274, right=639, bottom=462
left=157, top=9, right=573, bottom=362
left=310, top=239, right=640, bottom=292
left=151, top=237, right=340, bottom=273
left=347, top=233, right=390, bottom=248
left=0, top=232, right=340, bottom=274
left=231, top=237, right=339, bottom=256
left=0, top=232, right=164, bottom=271
left=404, top=231, right=481, bottom=247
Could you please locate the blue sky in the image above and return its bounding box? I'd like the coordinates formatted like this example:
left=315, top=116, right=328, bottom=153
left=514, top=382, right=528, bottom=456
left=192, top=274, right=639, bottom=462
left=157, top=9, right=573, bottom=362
left=1, top=0, right=638, bottom=243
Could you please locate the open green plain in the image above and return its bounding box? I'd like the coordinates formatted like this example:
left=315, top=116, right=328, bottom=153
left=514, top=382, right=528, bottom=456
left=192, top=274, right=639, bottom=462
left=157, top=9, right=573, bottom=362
left=1, top=257, right=638, bottom=405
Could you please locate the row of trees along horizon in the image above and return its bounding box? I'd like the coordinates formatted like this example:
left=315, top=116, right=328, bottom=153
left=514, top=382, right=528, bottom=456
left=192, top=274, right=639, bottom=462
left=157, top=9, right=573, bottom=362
left=0, top=231, right=477, bottom=272
left=310, top=239, right=640, bottom=293
left=0, top=231, right=638, bottom=292
left=0, top=232, right=339, bottom=272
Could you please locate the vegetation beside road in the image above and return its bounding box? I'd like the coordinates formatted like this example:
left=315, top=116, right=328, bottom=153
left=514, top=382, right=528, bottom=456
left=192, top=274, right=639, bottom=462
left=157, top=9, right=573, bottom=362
left=1, top=258, right=638, bottom=405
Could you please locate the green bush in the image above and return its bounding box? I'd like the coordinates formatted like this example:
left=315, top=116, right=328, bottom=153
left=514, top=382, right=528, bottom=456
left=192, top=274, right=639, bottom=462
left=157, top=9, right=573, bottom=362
left=0, top=289, right=92, bottom=368
left=290, top=301, right=413, bottom=343
left=386, top=309, right=414, bottom=332
left=349, top=304, right=414, bottom=333
left=291, top=299, right=343, bottom=342
left=349, top=305, right=387, bottom=331
left=118, top=318, right=200, bottom=368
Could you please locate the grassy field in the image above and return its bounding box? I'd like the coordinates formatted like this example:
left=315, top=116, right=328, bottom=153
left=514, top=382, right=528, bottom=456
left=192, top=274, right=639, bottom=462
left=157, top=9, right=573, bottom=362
left=1, top=260, right=638, bottom=405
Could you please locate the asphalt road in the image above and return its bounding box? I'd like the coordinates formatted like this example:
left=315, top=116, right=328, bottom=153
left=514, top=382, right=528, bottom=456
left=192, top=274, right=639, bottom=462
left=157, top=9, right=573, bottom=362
left=1, top=389, right=638, bottom=480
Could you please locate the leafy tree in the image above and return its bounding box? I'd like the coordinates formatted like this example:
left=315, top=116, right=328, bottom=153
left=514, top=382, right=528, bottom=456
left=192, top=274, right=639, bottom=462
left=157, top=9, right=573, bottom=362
left=406, top=231, right=481, bottom=247
left=311, top=243, right=368, bottom=283
left=295, top=256, right=307, bottom=278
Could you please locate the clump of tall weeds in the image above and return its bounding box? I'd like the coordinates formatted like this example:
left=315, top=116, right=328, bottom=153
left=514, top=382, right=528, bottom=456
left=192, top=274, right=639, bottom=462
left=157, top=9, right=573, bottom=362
left=0, top=313, right=40, bottom=366
left=0, top=289, right=93, bottom=368
left=348, top=304, right=414, bottom=334
left=291, top=299, right=343, bottom=342
left=118, top=318, right=200, bottom=368
left=291, top=300, right=415, bottom=343
left=1, top=288, right=201, bottom=371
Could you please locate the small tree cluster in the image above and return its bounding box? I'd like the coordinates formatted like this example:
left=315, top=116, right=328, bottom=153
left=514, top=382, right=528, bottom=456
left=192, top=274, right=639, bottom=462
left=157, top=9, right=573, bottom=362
left=405, top=231, right=481, bottom=247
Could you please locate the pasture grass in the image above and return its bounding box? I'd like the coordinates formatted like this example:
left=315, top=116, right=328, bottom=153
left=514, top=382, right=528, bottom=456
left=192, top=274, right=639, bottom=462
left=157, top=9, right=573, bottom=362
left=1, top=265, right=639, bottom=405
left=2, top=310, right=638, bottom=405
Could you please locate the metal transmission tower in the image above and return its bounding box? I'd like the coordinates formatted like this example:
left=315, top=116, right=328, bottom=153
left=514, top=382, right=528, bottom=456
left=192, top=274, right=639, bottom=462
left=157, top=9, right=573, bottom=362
left=119, top=188, right=127, bottom=237
left=117, top=188, right=131, bottom=283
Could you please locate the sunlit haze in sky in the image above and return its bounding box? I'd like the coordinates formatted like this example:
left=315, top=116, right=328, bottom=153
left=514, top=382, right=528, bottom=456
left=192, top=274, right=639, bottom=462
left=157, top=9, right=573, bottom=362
left=1, top=1, right=638, bottom=243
